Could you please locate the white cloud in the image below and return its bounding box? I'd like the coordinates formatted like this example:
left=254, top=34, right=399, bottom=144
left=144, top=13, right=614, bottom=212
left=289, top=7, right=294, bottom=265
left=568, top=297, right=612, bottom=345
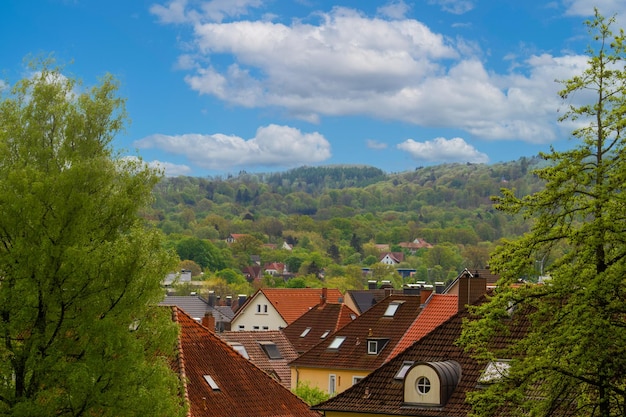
left=149, top=160, right=193, bottom=177
left=151, top=0, right=264, bottom=24
left=134, top=124, right=331, bottom=170
left=397, top=137, right=488, bottom=163
left=150, top=0, right=189, bottom=24
left=428, top=0, right=475, bottom=15
left=366, top=139, right=388, bottom=150
left=152, top=4, right=591, bottom=145
left=377, top=1, right=411, bottom=19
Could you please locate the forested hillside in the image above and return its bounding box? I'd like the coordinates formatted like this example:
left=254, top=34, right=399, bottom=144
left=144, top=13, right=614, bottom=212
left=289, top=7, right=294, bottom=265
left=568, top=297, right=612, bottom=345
left=145, top=156, right=545, bottom=292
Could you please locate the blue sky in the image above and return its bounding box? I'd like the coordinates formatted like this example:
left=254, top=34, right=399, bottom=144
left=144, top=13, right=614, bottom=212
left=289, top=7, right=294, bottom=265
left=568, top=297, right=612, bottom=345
left=1, top=0, right=625, bottom=177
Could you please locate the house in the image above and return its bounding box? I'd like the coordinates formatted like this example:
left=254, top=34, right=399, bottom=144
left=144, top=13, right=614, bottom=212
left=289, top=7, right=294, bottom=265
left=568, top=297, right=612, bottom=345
left=379, top=252, right=404, bottom=265
left=264, top=262, right=286, bottom=276
left=398, top=238, right=433, bottom=254
left=163, top=269, right=192, bottom=286
left=170, top=307, right=319, bottom=417
left=343, top=281, right=401, bottom=315
left=225, top=233, right=248, bottom=244
left=230, top=288, right=344, bottom=331
left=241, top=265, right=262, bottom=283
left=311, top=291, right=528, bottom=416
left=289, top=293, right=427, bottom=396
left=159, top=294, right=234, bottom=332
left=218, top=330, right=298, bottom=388
left=282, top=301, right=357, bottom=355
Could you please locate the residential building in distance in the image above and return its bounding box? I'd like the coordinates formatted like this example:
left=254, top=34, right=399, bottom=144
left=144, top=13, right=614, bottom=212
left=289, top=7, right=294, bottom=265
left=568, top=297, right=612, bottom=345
left=230, top=287, right=343, bottom=331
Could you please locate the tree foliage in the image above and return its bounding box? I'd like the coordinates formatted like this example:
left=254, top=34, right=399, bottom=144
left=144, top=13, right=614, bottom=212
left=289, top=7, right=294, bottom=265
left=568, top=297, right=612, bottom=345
left=460, top=12, right=626, bottom=417
left=0, top=59, right=184, bottom=416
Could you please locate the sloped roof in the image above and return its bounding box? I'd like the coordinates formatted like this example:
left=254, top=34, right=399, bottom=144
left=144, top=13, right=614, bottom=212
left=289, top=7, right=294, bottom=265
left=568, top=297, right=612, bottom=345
left=160, top=295, right=233, bottom=324
left=388, top=294, right=459, bottom=360
left=283, top=303, right=357, bottom=354
left=237, top=288, right=344, bottom=325
left=290, top=295, right=424, bottom=371
left=346, top=289, right=401, bottom=314
left=171, top=307, right=319, bottom=417
left=218, top=330, right=298, bottom=388
left=313, top=296, right=529, bottom=416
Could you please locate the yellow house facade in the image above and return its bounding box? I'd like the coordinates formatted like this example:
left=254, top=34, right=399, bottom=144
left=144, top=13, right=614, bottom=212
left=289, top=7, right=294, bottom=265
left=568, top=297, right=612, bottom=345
left=291, top=366, right=369, bottom=395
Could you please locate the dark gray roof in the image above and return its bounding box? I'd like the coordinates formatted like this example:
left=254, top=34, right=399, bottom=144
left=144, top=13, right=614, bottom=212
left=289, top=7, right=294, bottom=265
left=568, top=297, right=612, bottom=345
left=159, top=295, right=233, bottom=323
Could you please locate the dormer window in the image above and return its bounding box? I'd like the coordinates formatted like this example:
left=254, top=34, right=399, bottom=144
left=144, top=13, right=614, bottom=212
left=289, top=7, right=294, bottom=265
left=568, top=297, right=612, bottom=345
left=328, top=336, right=346, bottom=350
left=367, top=338, right=389, bottom=355
left=403, top=361, right=461, bottom=407
left=384, top=300, right=405, bottom=317
left=258, top=341, right=282, bottom=359
left=300, top=327, right=312, bottom=337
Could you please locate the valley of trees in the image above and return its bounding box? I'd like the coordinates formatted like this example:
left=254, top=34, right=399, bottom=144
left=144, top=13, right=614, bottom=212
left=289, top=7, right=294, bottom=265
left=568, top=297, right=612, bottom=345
left=147, top=157, right=546, bottom=297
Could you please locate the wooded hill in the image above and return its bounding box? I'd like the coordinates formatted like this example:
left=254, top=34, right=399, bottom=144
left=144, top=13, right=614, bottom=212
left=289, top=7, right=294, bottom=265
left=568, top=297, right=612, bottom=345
left=144, top=156, right=545, bottom=285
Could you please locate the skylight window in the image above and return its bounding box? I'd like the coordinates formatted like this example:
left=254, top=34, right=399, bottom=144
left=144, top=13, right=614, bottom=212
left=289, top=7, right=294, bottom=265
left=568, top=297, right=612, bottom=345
left=394, top=361, right=415, bottom=380
left=229, top=343, right=249, bottom=359
left=203, top=375, right=220, bottom=391
left=258, top=341, right=282, bottom=359
left=384, top=300, right=405, bottom=317
left=300, top=327, right=312, bottom=337
left=320, top=330, right=330, bottom=339
left=479, top=360, right=511, bottom=384
left=328, top=336, right=346, bottom=349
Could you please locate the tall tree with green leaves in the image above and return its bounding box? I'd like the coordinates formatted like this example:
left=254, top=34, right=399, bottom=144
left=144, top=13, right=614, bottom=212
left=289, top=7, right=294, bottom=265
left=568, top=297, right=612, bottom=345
left=0, top=59, right=185, bottom=416
left=460, top=11, right=626, bottom=417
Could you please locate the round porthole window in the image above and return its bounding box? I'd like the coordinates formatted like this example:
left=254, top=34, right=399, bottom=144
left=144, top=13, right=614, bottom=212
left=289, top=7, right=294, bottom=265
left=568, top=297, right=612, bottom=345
left=416, top=377, right=431, bottom=394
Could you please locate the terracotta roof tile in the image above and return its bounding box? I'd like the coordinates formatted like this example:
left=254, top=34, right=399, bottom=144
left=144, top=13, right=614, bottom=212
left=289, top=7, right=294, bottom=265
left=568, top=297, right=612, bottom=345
left=313, top=296, right=530, bottom=416
left=171, top=307, right=319, bottom=417
left=218, top=330, right=298, bottom=388
left=290, top=295, right=424, bottom=371
left=241, top=288, right=344, bottom=325
left=283, top=303, right=357, bottom=354
left=388, top=294, right=458, bottom=360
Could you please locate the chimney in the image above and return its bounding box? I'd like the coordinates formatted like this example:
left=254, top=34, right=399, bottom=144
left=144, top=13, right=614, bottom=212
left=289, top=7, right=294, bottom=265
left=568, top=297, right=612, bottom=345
left=457, top=270, right=487, bottom=311
left=420, top=287, right=433, bottom=305
left=320, top=287, right=327, bottom=306
left=202, top=312, right=215, bottom=332
left=435, top=282, right=446, bottom=294
left=368, top=280, right=378, bottom=290
left=237, top=294, right=247, bottom=311
left=402, top=283, right=421, bottom=295
left=226, top=295, right=232, bottom=307
left=208, top=291, right=216, bottom=307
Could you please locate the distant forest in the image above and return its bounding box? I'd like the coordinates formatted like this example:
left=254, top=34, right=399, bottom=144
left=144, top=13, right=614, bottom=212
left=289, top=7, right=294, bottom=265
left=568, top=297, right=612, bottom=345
left=144, top=156, right=545, bottom=290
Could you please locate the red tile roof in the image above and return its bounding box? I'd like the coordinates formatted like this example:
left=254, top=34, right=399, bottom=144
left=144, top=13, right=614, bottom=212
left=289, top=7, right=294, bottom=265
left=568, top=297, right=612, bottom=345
left=290, top=295, right=424, bottom=371
left=218, top=330, right=298, bottom=388
left=313, top=296, right=530, bottom=416
left=240, top=288, right=344, bottom=325
left=283, top=303, right=357, bottom=354
left=388, top=294, right=458, bottom=360
left=171, top=307, right=319, bottom=417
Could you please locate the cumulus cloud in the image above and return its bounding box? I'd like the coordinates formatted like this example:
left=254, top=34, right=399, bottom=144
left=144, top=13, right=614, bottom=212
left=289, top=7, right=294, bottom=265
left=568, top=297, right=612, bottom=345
left=149, top=160, right=193, bottom=177
left=151, top=0, right=263, bottom=24
left=397, top=137, right=488, bottom=163
left=151, top=3, right=591, bottom=145
left=134, top=124, right=331, bottom=170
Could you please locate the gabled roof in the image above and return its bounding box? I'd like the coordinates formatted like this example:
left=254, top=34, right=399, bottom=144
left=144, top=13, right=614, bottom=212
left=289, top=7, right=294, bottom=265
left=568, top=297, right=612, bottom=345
left=218, top=330, right=298, bottom=388
left=379, top=252, right=404, bottom=263
left=313, top=296, right=529, bottom=416
left=388, top=294, right=459, bottom=360
left=345, top=289, right=401, bottom=314
left=283, top=303, right=357, bottom=354
left=171, top=307, right=319, bottom=417
left=160, top=295, right=233, bottom=324
left=290, top=295, right=424, bottom=371
left=236, top=288, right=344, bottom=325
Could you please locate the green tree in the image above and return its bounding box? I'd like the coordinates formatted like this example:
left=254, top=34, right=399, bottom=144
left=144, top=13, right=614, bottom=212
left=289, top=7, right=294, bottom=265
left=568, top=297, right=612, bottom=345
left=460, top=12, right=626, bottom=417
left=176, top=237, right=226, bottom=271
left=292, top=381, right=331, bottom=406
left=0, top=60, right=184, bottom=416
